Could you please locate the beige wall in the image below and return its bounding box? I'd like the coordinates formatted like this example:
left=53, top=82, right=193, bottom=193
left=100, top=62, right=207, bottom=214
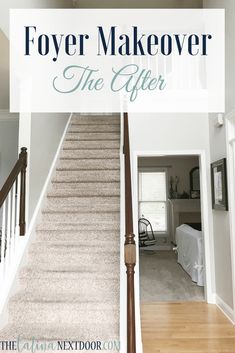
left=0, top=30, right=9, bottom=110
left=0, top=0, right=74, bottom=37
left=203, top=0, right=235, bottom=310
left=76, top=0, right=202, bottom=8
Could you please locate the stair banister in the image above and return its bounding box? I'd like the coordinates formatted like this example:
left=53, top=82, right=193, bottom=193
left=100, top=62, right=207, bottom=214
left=0, top=147, right=27, bottom=236
left=123, top=112, right=136, bottom=353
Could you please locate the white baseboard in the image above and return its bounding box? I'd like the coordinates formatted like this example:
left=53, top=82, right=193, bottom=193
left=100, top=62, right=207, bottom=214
left=0, top=113, right=72, bottom=325
left=216, top=295, right=234, bottom=324
left=140, top=245, right=172, bottom=251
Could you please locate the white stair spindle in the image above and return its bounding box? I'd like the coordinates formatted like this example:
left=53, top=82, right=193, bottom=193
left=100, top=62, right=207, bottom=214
left=0, top=202, right=6, bottom=281
left=11, top=182, right=16, bottom=256
left=5, top=191, right=12, bottom=272
left=15, top=175, right=21, bottom=247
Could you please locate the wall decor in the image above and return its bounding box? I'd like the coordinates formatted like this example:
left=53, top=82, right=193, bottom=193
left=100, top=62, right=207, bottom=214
left=211, top=158, right=228, bottom=211
left=190, top=166, right=200, bottom=191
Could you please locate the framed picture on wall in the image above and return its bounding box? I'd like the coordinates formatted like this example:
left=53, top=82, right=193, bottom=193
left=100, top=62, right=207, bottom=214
left=211, top=158, right=228, bottom=211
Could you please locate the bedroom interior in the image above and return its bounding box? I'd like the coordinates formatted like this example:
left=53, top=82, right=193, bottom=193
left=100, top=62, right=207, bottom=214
left=138, top=155, right=205, bottom=302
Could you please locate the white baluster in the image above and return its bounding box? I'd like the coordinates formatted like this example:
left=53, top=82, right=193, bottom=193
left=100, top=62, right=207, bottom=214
left=5, top=192, right=12, bottom=273
left=15, top=175, right=21, bottom=248
left=0, top=202, right=6, bottom=282
left=11, top=182, right=16, bottom=256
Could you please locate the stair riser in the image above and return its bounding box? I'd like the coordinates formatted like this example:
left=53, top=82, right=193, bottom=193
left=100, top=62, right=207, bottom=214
left=48, top=190, right=120, bottom=197
left=49, top=182, right=120, bottom=197
left=68, top=125, right=120, bottom=132
left=60, top=149, right=120, bottom=159
left=27, top=251, right=119, bottom=268
left=19, top=279, right=119, bottom=300
left=37, top=223, right=120, bottom=231
left=9, top=304, right=119, bottom=325
left=29, top=241, right=119, bottom=254
left=57, top=159, right=119, bottom=171
left=22, top=260, right=120, bottom=274
left=41, top=211, right=119, bottom=223
left=63, top=140, right=119, bottom=149
left=19, top=267, right=119, bottom=281
left=35, top=230, right=120, bottom=242
left=0, top=324, right=119, bottom=341
left=71, top=115, right=120, bottom=125
left=44, top=197, right=119, bottom=213
left=66, top=132, right=120, bottom=141
left=44, top=205, right=119, bottom=213
left=52, top=170, right=119, bottom=183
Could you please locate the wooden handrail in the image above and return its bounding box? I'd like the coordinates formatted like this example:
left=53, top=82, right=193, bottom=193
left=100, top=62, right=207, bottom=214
left=123, top=112, right=136, bottom=353
left=0, top=147, right=27, bottom=236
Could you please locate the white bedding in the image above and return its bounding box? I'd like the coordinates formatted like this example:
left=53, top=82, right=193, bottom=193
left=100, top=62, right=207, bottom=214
left=176, top=224, right=204, bottom=286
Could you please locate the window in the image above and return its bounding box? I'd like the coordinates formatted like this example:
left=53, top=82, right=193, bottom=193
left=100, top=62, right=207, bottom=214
left=139, top=170, right=168, bottom=232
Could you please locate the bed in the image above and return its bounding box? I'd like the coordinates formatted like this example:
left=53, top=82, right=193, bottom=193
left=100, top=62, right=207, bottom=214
left=175, top=224, right=204, bottom=286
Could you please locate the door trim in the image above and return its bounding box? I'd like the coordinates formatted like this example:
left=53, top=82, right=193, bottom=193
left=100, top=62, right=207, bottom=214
left=132, top=149, right=215, bottom=304
left=225, top=110, right=235, bottom=323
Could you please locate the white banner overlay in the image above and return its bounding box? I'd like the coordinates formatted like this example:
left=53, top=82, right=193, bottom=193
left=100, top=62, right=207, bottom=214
left=10, top=9, right=224, bottom=113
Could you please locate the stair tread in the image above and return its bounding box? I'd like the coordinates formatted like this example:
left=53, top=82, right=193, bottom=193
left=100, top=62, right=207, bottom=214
left=0, top=322, right=119, bottom=341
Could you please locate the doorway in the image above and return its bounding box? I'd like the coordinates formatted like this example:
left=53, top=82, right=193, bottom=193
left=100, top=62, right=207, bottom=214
left=138, top=155, right=205, bottom=302
left=132, top=150, right=214, bottom=305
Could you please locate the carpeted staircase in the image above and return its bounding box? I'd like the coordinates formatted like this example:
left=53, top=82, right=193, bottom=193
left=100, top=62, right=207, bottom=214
left=0, top=114, right=120, bottom=350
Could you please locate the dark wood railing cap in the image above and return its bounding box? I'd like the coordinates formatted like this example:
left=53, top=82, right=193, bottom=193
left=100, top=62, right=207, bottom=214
left=0, top=147, right=27, bottom=236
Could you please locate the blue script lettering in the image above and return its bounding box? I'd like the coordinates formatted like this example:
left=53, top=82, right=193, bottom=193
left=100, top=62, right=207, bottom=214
left=53, top=65, right=104, bottom=93
left=111, top=64, right=166, bottom=102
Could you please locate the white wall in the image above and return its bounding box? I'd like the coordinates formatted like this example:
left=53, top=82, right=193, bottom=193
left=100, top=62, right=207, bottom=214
left=203, top=0, right=235, bottom=310
left=0, top=30, right=9, bottom=110
left=0, top=113, right=19, bottom=188
left=29, top=113, right=69, bottom=222
left=128, top=112, right=215, bottom=351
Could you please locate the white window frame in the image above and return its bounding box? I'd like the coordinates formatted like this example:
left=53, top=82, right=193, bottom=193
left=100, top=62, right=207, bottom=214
left=138, top=167, right=169, bottom=234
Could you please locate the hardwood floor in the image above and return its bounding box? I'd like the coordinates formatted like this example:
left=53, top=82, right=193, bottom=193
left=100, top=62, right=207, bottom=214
left=141, top=302, right=235, bottom=353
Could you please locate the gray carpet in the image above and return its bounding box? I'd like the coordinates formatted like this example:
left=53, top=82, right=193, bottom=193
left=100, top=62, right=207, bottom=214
left=140, top=250, right=204, bottom=302
left=0, top=114, right=120, bottom=350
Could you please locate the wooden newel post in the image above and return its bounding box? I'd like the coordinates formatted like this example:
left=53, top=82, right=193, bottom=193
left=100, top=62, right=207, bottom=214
left=124, top=113, right=136, bottom=353
left=19, top=147, right=27, bottom=236
left=125, top=238, right=136, bottom=353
